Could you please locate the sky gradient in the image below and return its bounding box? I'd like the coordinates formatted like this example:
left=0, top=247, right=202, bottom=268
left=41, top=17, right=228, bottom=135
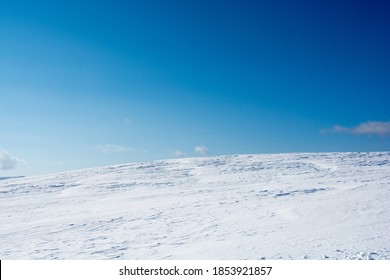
left=1, top=0, right=390, bottom=176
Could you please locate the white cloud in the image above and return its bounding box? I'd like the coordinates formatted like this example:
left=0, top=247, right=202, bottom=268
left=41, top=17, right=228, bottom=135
left=167, top=149, right=186, bottom=157
left=95, top=144, right=133, bottom=153
left=332, top=121, right=390, bottom=136
left=0, top=149, right=23, bottom=170
left=174, top=150, right=186, bottom=157
left=195, top=145, right=209, bottom=156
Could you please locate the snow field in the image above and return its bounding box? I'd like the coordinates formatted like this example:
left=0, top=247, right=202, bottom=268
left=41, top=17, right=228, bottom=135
left=1, top=152, right=389, bottom=259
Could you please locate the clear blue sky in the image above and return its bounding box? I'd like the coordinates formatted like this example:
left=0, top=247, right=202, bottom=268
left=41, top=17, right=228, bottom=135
left=1, top=0, right=389, bottom=176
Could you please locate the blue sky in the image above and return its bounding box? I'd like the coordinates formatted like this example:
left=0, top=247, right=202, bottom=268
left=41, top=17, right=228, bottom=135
left=1, top=0, right=389, bottom=176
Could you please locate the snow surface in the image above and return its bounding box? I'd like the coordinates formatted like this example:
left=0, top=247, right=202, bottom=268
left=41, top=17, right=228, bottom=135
left=1, top=152, right=390, bottom=260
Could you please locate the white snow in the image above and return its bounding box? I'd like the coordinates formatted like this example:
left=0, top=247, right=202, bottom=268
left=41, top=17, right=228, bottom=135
left=0, top=152, right=389, bottom=259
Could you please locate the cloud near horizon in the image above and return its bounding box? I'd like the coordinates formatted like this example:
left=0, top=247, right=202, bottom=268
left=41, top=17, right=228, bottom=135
left=167, top=149, right=187, bottom=157
left=332, top=121, right=390, bottom=136
left=174, top=150, right=186, bottom=157
left=195, top=145, right=209, bottom=156
left=95, top=144, right=133, bottom=153
left=0, top=149, right=24, bottom=170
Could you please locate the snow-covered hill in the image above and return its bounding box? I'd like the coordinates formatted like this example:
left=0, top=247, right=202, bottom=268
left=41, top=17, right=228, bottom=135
left=1, top=152, right=389, bottom=260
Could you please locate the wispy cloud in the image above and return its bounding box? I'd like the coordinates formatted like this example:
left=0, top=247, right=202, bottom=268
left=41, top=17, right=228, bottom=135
left=167, top=149, right=187, bottom=157
left=195, top=145, right=209, bottom=156
left=0, top=149, right=24, bottom=170
left=174, top=150, right=186, bottom=157
left=330, top=121, right=390, bottom=136
left=95, top=144, right=133, bottom=153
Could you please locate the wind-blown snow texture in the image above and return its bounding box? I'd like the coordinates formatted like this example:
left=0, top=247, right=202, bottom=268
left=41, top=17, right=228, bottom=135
left=1, top=152, right=389, bottom=260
